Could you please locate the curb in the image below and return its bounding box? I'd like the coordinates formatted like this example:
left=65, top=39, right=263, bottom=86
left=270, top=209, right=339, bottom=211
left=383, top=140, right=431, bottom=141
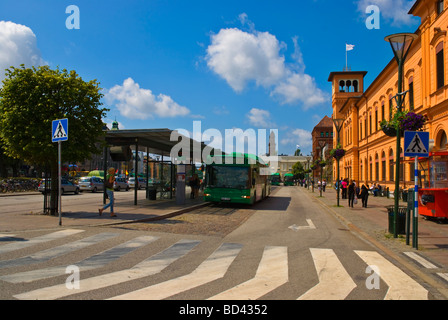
left=92, top=202, right=212, bottom=227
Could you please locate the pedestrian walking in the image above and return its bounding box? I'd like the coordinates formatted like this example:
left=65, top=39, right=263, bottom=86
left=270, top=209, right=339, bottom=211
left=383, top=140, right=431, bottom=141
left=99, top=167, right=117, bottom=217
left=360, top=184, right=369, bottom=208
left=348, top=179, right=355, bottom=207
left=341, top=178, right=348, bottom=199
left=322, top=179, right=326, bottom=192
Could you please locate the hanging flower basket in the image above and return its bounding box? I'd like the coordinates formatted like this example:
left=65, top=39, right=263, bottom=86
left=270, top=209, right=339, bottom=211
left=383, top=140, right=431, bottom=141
left=319, top=160, right=326, bottom=168
left=330, top=144, right=345, bottom=160
left=381, top=124, right=398, bottom=137
left=401, top=112, right=426, bottom=131
left=380, top=110, right=426, bottom=137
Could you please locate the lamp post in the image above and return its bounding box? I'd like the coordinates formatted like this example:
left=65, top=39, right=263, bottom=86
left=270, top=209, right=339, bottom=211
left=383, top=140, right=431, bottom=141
left=385, top=32, right=418, bottom=238
left=310, top=151, right=314, bottom=192
left=332, top=118, right=344, bottom=207
left=318, top=140, right=327, bottom=197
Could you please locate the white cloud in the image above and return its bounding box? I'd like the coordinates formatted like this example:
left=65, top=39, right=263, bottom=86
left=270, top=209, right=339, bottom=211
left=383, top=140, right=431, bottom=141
left=246, top=108, right=276, bottom=128
left=105, top=78, right=190, bottom=120
left=280, top=128, right=312, bottom=151
left=356, top=0, right=417, bottom=26
left=0, top=21, right=46, bottom=82
left=205, top=15, right=328, bottom=108
left=206, top=27, right=286, bottom=92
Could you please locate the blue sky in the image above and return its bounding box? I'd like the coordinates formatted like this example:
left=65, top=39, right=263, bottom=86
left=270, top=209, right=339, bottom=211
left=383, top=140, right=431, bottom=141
left=0, top=0, right=421, bottom=156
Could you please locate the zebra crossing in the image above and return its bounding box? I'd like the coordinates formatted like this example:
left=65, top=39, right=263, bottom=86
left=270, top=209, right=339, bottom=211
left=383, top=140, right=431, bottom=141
left=0, top=228, right=433, bottom=300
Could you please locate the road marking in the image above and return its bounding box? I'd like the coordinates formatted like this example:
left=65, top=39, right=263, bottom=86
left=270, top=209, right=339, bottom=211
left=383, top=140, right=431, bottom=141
left=298, top=248, right=356, bottom=300
left=14, top=239, right=200, bottom=300
left=0, top=235, right=158, bottom=283
left=0, top=229, right=84, bottom=254
left=208, top=246, right=288, bottom=300
left=109, top=243, right=243, bottom=300
left=289, top=219, right=316, bottom=231
left=438, top=273, right=448, bottom=282
left=0, top=234, right=15, bottom=240
left=403, top=252, right=438, bottom=269
left=0, top=233, right=118, bottom=269
left=355, top=250, right=428, bottom=300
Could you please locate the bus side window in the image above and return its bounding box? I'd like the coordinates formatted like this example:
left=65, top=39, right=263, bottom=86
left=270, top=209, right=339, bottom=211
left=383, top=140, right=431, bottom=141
left=252, top=168, right=257, bottom=186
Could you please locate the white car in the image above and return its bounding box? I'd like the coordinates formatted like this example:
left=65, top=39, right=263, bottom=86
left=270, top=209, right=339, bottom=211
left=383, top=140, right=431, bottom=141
left=128, top=177, right=147, bottom=189
left=114, top=177, right=129, bottom=191
left=78, top=176, right=104, bottom=192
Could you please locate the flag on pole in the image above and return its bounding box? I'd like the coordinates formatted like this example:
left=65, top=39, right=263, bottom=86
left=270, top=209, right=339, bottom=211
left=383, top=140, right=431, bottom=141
left=346, top=44, right=355, bottom=51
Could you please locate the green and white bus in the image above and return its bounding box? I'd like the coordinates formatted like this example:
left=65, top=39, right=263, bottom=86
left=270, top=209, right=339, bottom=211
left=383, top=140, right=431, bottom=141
left=270, top=173, right=281, bottom=186
left=284, top=173, right=295, bottom=186
left=203, top=153, right=271, bottom=205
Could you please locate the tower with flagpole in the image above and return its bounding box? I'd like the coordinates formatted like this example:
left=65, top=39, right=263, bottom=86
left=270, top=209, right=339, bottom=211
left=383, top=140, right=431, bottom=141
left=345, top=43, right=355, bottom=71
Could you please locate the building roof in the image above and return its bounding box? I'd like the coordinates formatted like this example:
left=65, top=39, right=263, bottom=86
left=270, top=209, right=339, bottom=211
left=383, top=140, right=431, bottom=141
left=105, top=128, right=219, bottom=162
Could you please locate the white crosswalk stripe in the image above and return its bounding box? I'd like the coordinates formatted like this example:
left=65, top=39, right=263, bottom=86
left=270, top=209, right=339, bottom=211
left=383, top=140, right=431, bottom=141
left=298, top=248, right=356, bottom=300
left=109, top=243, right=243, bottom=300
left=208, top=246, right=288, bottom=300
left=0, top=229, right=84, bottom=254
left=0, top=233, right=118, bottom=269
left=355, top=250, right=428, bottom=300
left=14, top=239, right=200, bottom=300
left=0, top=235, right=158, bottom=283
left=1, top=229, right=434, bottom=300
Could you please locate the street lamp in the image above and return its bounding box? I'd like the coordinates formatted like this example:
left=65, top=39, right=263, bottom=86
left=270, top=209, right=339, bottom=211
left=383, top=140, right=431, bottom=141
left=385, top=32, right=418, bottom=238
left=318, top=140, right=327, bottom=197
left=332, top=118, right=344, bottom=207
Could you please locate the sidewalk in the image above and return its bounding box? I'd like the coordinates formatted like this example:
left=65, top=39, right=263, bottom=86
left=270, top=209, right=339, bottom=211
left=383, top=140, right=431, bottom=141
left=303, top=185, right=448, bottom=269
left=0, top=192, right=208, bottom=232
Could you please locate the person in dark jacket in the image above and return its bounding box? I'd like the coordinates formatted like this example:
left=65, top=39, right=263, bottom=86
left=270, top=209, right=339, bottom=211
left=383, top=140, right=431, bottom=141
left=348, top=180, right=355, bottom=207
left=360, top=184, right=369, bottom=208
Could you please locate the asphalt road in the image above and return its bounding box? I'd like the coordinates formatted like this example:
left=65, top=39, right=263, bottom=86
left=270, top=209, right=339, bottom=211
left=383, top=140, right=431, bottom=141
left=0, top=186, right=439, bottom=302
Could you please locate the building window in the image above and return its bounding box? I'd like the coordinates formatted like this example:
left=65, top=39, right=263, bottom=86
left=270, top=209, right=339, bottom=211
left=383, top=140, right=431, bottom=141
left=437, top=0, right=444, bottom=15
left=369, top=114, right=372, bottom=135
left=382, top=152, right=386, bottom=181
left=436, top=42, right=444, bottom=90
left=408, top=77, right=414, bottom=111
left=389, top=95, right=393, bottom=120
left=381, top=101, right=385, bottom=121
left=360, top=122, right=362, bottom=140
left=375, top=110, right=378, bottom=131
left=440, top=130, right=447, bottom=149
left=364, top=118, right=367, bottom=138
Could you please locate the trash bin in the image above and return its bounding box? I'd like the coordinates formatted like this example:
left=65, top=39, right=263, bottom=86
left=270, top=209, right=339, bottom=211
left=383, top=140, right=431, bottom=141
left=148, top=187, right=157, bottom=200
left=386, top=205, right=407, bottom=235
left=402, top=190, right=408, bottom=202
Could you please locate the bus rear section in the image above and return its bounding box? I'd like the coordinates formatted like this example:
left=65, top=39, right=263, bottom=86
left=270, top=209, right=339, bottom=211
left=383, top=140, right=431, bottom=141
left=203, top=154, right=270, bottom=205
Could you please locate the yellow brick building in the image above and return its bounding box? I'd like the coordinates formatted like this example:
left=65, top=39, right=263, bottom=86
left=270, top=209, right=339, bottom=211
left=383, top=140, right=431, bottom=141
left=329, top=0, right=448, bottom=191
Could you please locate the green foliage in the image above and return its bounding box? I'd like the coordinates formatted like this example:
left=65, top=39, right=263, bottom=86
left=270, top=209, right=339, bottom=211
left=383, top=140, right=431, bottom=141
left=0, top=65, right=109, bottom=166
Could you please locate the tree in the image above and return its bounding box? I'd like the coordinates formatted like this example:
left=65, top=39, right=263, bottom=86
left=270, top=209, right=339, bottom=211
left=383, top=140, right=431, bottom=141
left=0, top=65, right=108, bottom=214
left=292, top=161, right=305, bottom=180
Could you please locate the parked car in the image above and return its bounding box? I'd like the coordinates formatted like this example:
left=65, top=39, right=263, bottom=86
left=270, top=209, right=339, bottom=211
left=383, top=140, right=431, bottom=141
left=78, top=176, right=104, bottom=192
left=38, top=179, right=80, bottom=195
left=114, top=177, right=129, bottom=191
left=128, top=177, right=147, bottom=189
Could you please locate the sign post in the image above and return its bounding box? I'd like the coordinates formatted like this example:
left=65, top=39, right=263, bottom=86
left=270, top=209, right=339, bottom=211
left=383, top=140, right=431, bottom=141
left=404, top=131, right=429, bottom=250
left=52, top=119, right=68, bottom=226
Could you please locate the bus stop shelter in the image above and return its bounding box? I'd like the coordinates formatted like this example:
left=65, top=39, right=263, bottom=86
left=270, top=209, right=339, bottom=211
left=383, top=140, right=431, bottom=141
left=103, top=128, right=213, bottom=205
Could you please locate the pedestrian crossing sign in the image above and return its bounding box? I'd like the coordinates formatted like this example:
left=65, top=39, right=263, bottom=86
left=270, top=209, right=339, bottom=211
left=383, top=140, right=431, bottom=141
left=52, top=119, right=68, bottom=142
left=404, top=131, right=429, bottom=157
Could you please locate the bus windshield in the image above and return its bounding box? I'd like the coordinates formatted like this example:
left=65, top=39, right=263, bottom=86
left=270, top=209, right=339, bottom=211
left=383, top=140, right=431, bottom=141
left=208, top=166, right=249, bottom=189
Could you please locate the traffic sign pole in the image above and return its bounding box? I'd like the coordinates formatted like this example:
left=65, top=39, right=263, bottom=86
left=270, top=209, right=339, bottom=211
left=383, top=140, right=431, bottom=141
left=52, top=119, right=68, bottom=226
left=414, top=156, right=418, bottom=249
left=58, top=141, right=62, bottom=226
left=404, top=131, right=429, bottom=249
